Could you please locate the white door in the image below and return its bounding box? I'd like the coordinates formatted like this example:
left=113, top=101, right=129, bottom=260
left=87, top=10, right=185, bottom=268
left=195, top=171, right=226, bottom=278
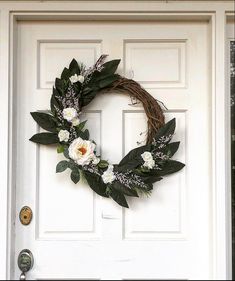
left=15, top=19, right=211, bottom=280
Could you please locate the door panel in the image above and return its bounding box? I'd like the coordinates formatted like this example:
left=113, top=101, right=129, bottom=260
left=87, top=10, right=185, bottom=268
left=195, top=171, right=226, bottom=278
left=15, top=20, right=211, bottom=280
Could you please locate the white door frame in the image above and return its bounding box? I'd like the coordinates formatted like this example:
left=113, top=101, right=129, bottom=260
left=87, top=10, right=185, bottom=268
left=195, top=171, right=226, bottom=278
left=0, top=1, right=233, bottom=280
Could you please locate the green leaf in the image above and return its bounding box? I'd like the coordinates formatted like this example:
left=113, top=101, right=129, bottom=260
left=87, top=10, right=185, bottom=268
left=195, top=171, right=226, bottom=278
left=31, top=112, right=57, bottom=133
left=83, top=171, right=109, bottom=198
left=118, top=145, right=151, bottom=171
left=55, top=78, right=67, bottom=95
left=98, top=74, right=120, bottom=88
left=63, top=147, right=70, bottom=159
left=51, top=89, right=62, bottom=115
left=142, top=176, right=163, bottom=184
left=110, top=189, right=129, bottom=208
left=98, top=160, right=109, bottom=169
left=163, top=142, right=180, bottom=158
left=61, top=67, right=70, bottom=80
left=154, top=119, right=176, bottom=144
left=71, top=169, right=80, bottom=184
left=69, top=59, right=80, bottom=75
left=77, top=120, right=87, bottom=130
left=57, top=145, right=65, bottom=154
left=101, top=60, right=121, bottom=76
left=157, top=160, right=185, bottom=177
left=56, top=161, right=69, bottom=173
left=112, top=181, right=139, bottom=198
left=81, top=129, right=90, bottom=140
left=80, top=91, right=96, bottom=107
left=30, top=133, right=59, bottom=145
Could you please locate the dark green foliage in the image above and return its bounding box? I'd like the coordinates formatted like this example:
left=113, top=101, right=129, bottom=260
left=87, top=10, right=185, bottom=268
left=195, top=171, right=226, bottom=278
left=56, top=161, right=69, bottom=173
left=112, top=181, right=139, bottom=198
left=30, top=112, right=57, bottom=133
left=71, top=169, right=80, bottom=184
left=154, top=118, right=176, bottom=143
left=156, top=160, right=185, bottom=177
left=30, top=133, right=59, bottom=145
left=69, top=59, right=80, bottom=75
left=110, top=189, right=129, bottom=208
left=118, top=145, right=151, bottom=171
left=83, top=171, right=109, bottom=198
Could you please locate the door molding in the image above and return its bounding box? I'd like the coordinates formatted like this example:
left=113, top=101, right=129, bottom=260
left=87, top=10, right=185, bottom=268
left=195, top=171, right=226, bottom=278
left=0, top=1, right=233, bottom=279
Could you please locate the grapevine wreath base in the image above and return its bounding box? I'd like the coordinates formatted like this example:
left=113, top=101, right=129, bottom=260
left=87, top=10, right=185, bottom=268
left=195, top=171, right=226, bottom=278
left=30, top=55, right=185, bottom=208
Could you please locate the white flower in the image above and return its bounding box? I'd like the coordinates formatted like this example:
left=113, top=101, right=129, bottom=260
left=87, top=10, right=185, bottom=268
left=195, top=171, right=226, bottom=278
left=69, top=137, right=96, bottom=166
left=69, top=74, right=85, bottom=84
left=143, top=159, right=155, bottom=169
left=141, top=152, right=153, bottom=162
left=58, top=130, right=70, bottom=142
left=63, top=108, right=78, bottom=122
left=92, top=156, right=101, bottom=165
left=141, top=151, right=155, bottom=170
left=102, top=165, right=116, bottom=184
left=72, top=117, right=80, bottom=127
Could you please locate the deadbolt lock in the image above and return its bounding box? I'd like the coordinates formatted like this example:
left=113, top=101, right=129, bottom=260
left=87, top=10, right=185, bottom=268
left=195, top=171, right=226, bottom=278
left=18, top=249, right=34, bottom=280
left=19, top=206, right=33, bottom=226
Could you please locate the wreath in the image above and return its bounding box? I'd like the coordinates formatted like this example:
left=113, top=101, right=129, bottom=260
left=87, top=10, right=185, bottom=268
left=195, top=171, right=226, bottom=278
left=30, top=55, right=185, bottom=208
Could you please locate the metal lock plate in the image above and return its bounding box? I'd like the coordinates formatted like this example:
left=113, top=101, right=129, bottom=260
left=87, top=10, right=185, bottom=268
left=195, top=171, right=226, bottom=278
left=19, top=206, right=33, bottom=226
left=18, top=249, right=34, bottom=274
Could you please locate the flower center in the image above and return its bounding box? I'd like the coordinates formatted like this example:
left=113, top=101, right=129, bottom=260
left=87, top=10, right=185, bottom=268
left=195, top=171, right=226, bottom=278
left=78, top=147, right=87, bottom=156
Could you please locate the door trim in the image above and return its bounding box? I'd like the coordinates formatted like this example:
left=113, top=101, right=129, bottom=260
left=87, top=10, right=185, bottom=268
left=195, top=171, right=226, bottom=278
left=0, top=1, right=233, bottom=279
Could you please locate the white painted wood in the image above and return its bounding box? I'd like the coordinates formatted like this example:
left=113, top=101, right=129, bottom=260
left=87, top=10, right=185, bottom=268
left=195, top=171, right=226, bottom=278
left=0, top=1, right=232, bottom=280
left=0, top=8, right=11, bottom=281
left=14, top=18, right=212, bottom=280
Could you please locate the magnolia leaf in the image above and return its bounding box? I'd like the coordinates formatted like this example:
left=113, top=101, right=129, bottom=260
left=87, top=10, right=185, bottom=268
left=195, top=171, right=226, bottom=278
left=82, top=129, right=90, bottom=140
left=154, top=119, right=176, bottom=144
left=83, top=171, right=108, bottom=198
left=110, top=189, right=129, bottom=208
left=101, top=60, right=121, bottom=76
left=61, top=67, right=70, bottom=80
left=55, top=78, right=67, bottom=95
left=56, top=161, right=69, bottom=173
left=118, top=144, right=151, bottom=170
left=30, top=133, right=59, bottom=145
left=142, top=176, right=163, bottom=184
left=71, top=169, right=80, bottom=184
left=153, top=142, right=180, bottom=159
left=82, top=87, right=93, bottom=96
left=157, top=160, right=185, bottom=177
left=112, top=181, right=139, bottom=198
left=164, top=142, right=180, bottom=158
left=80, top=91, right=96, bottom=107
left=31, top=112, right=57, bottom=133
left=77, top=120, right=87, bottom=131
left=51, top=91, right=62, bottom=115
left=98, top=74, right=120, bottom=89
left=69, top=59, right=80, bottom=75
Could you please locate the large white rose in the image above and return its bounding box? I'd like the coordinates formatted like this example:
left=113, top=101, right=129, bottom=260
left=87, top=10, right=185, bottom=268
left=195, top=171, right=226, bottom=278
left=63, top=108, right=78, bottom=122
left=58, top=130, right=70, bottom=142
left=69, top=74, right=85, bottom=84
left=102, top=165, right=116, bottom=184
left=69, top=137, right=96, bottom=166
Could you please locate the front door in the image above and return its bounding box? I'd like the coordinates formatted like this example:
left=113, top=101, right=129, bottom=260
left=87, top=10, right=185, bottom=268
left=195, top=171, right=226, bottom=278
left=15, top=19, right=212, bottom=280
